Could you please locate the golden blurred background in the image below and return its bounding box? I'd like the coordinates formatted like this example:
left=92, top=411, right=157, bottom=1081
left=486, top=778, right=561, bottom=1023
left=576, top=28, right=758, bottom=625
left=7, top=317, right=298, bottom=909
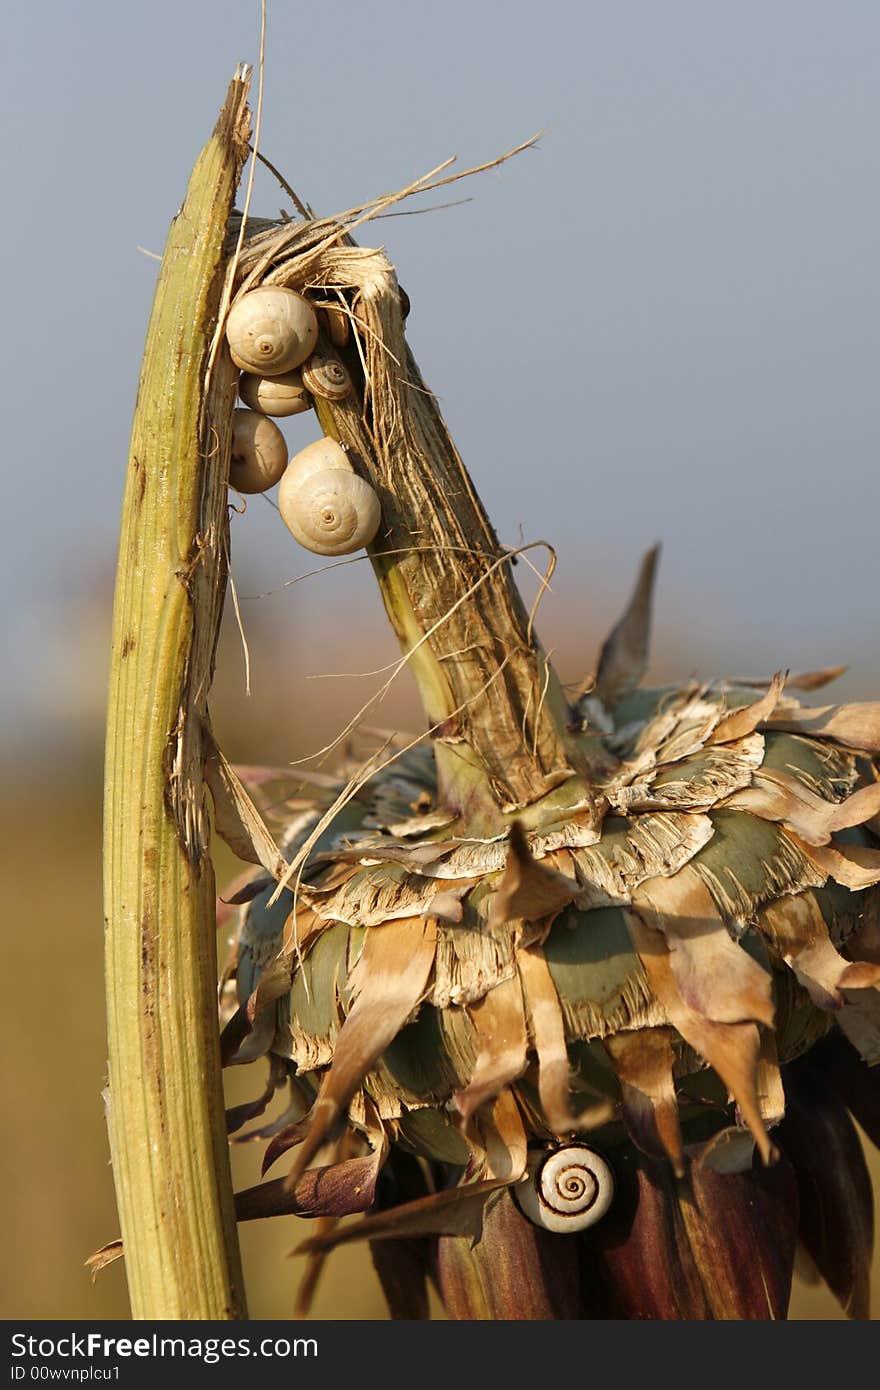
left=2, top=565, right=877, bottom=1322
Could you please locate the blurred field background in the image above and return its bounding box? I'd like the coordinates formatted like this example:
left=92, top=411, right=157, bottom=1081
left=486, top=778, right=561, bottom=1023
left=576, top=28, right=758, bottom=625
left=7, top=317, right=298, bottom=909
left=2, top=0, right=880, bottom=1320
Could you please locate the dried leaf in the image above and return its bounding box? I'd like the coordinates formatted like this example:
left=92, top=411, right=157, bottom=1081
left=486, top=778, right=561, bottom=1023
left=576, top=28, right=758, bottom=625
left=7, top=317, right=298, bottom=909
left=225, top=1056, right=286, bottom=1135
left=779, top=1059, right=874, bottom=1319
left=612, top=735, right=764, bottom=814
left=487, top=822, right=579, bottom=929
left=454, top=973, right=528, bottom=1119
left=633, top=866, right=775, bottom=1028
left=595, top=544, right=660, bottom=706
left=436, top=1190, right=582, bottom=1319
left=766, top=702, right=880, bottom=751
left=573, top=811, right=715, bottom=906
left=236, top=1151, right=383, bottom=1222
left=293, top=1180, right=501, bottom=1253
left=732, top=666, right=847, bottom=692
left=708, top=672, right=784, bottom=745
left=478, top=1089, right=529, bottom=1183
left=795, top=836, right=880, bottom=891
left=590, top=1153, right=798, bottom=1318
left=726, top=771, right=880, bottom=847
left=518, top=946, right=592, bottom=1135
left=284, top=917, right=437, bottom=1188
left=625, top=910, right=775, bottom=1161
left=204, top=737, right=288, bottom=878
left=761, top=892, right=880, bottom=1010
left=85, top=1240, right=124, bottom=1278
left=605, top=1028, right=684, bottom=1175
left=690, top=809, right=825, bottom=924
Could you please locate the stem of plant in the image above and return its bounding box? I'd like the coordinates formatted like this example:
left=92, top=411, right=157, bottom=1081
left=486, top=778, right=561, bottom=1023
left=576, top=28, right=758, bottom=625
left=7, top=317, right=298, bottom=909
left=103, top=73, right=251, bottom=1319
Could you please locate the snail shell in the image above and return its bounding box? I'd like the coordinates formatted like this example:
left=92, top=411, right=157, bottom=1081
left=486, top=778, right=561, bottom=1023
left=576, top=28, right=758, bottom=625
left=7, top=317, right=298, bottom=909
left=239, top=368, right=310, bottom=418
left=283, top=436, right=353, bottom=487
left=229, top=408, right=288, bottom=494
left=279, top=467, right=381, bottom=556
left=226, top=287, right=319, bottom=374
left=302, top=351, right=353, bottom=402
left=513, top=1144, right=614, bottom=1234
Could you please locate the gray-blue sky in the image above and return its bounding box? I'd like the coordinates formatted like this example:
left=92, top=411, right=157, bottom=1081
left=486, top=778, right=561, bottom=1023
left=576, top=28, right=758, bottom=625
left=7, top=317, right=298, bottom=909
left=2, top=1, right=879, bottom=747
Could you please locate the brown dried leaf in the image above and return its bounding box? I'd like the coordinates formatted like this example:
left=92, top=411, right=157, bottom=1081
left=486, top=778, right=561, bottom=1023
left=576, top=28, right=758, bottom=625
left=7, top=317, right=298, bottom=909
left=236, top=1151, right=383, bottom=1222
left=625, top=910, right=775, bottom=1161
left=204, top=738, right=288, bottom=878
left=633, top=866, right=775, bottom=1028
left=283, top=917, right=437, bottom=1189
left=732, top=666, right=848, bottom=692
left=795, top=836, right=880, bottom=890
left=293, top=1180, right=502, bottom=1254
left=487, top=822, right=579, bottom=929
left=708, top=672, right=784, bottom=745
left=85, top=1240, right=124, bottom=1278
left=727, top=771, right=880, bottom=847
left=436, top=1189, right=583, bottom=1319
left=595, top=544, right=660, bottom=706
left=766, top=702, right=880, bottom=751
left=454, top=973, right=528, bottom=1120
left=605, top=1028, right=684, bottom=1175
left=478, top=1089, right=529, bottom=1183
left=761, top=892, right=880, bottom=1010
left=517, top=946, right=611, bottom=1135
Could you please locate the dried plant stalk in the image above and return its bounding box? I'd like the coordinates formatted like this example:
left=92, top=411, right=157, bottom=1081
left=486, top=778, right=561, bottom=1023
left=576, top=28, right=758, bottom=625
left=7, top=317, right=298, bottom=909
left=102, top=72, right=251, bottom=1319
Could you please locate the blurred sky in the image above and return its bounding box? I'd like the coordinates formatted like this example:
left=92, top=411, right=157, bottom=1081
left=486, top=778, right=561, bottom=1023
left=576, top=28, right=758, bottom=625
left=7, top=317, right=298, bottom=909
left=2, top=0, right=879, bottom=755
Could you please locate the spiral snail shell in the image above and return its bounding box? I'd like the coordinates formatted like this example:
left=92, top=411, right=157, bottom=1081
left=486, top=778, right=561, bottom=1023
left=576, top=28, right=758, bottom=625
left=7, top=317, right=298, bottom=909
left=239, top=368, right=310, bottom=418
left=229, top=408, right=288, bottom=494
left=226, top=287, right=319, bottom=375
left=302, top=351, right=353, bottom=402
left=513, top=1144, right=614, bottom=1234
left=279, top=439, right=381, bottom=555
left=283, top=436, right=352, bottom=486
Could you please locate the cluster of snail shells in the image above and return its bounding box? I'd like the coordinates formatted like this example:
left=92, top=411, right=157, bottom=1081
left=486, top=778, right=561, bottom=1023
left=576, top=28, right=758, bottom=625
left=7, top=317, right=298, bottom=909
left=513, top=1144, right=615, bottom=1235
left=226, top=287, right=381, bottom=556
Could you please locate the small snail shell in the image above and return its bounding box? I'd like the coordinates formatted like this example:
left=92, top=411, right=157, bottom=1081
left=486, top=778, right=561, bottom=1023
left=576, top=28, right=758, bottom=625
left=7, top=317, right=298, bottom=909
left=229, top=409, right=288, bottom=494
left=283, top=436, right=353, bottom=487
left=226, top=287, right=319, bottom=374
left=302, top=351, right=353, bottom=402
left=513, top=1144, right=614, bottom=1235
left=322, top=304, right=351, bottom=349
left=279, top=468, right=381, bottom=556
left=239, top=369, right=310, bottom=417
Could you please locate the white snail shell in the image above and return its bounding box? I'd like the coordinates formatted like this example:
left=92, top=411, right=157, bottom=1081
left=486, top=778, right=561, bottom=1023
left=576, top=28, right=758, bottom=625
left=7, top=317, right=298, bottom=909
left=513, top=1144, right=614, bottom=1234
left=239, top=368, right=310, bottom=417
left=226, top=287, right=319, bottom=374
left=279, top=468, right=381, bottom=556
left=229, top=409, right=288, bottom=494
left=302, top=351, right=352, bottom=402
left=283, top=437, right=353, bottom=487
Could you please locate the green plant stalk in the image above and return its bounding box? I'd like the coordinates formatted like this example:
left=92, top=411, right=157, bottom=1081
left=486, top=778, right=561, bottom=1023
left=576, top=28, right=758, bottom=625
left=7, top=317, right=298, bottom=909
left=103, top=74, right=251, bottom=1319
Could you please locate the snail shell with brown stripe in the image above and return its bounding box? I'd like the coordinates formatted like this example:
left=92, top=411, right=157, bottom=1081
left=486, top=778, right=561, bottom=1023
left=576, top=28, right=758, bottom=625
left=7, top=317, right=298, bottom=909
left=513, top=1144, right=615, bottom=1234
